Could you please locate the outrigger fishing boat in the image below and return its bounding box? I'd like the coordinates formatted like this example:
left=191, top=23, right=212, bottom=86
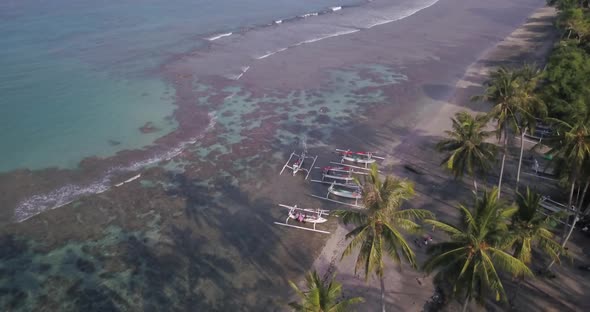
left=336, top=148, right=384, bottom=168
left=273, top=204, right=331, bottom=234
left=279, top=149, right=318, bottom=180
left=309, top=181, right=364, bottom=208
left=319, top=165, right=368, bottom=183
left=321, top=166, right=354, bottom=182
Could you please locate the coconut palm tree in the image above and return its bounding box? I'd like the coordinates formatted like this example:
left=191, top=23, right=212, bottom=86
left=436, top=111, right=497, bottom=192
left=288, top=270, right=364, bottom=312
left=422, top=188, right=533, bottom=311
left=543, top=114, right=590, bottom=268
left=513, top=64, right=546, bottom=193
left=506, top=188, right=562, bottom=265
left=503, top=188, right=562, bottom=301
left=336, top=164, right=433, bottom=312
left=472, top=66, right=544, bottom=198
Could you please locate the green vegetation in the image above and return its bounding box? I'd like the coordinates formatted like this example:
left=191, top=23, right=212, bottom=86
left=506, top=188, right=562, bottom=266
left=423, top=188, right=532, bottom=311
left=425, top=0, right=590, bottom=307
left=335, top=164, right=432, bottom=312
left=472, top=64, right=545, bottom=197
left=436, top=111, right=497, bottom=192
left=288, top=271, right=364, bottom=311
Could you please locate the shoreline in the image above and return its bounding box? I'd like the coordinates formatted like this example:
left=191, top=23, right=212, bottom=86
left=308, top=5, right=558, bottom=311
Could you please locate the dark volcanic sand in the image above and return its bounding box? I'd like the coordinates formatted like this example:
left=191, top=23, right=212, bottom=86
left=0, top=0, right=548, bottom=310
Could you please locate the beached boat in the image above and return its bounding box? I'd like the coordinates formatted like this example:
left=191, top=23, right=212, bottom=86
left=322, top=166, right=355, bottom=182
left=309, top=181, right=364, bottom=208
left=328, top=182, right=362, bottom=199
left=336, top=148, right=384, bottom=168
left=273, top=204, right=330, bottom=234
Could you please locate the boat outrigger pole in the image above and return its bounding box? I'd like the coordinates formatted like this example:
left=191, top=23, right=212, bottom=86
left=279, top=149, right=318, bottom=180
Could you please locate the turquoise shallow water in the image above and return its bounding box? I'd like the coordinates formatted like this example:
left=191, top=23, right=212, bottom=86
left=0, top=58, right=177, bottom=171
left=0, top=0, right=363, bottom=172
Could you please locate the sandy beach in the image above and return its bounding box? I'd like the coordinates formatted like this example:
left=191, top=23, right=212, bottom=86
left=304, top=5, right=583, bottom=312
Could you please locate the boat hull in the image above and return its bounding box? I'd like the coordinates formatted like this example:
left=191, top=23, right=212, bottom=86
left=342, top=155, right=376, bottom=164
left=328, top=186, right=362, bottom=199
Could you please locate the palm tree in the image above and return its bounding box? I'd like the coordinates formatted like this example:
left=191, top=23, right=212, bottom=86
left=503, top=188, right=563, bottom=298
left=543, top=114, right=590, bottom=268
left=513, top=64, right=546, bottom=193
left=422, top=188, right=533, bottom=311
left=507, top=188, right=562, bottom=264
left=436, top=111, right=497, bottom=192
left=472, top=66, right=544, bottom=198
left=288, top=271, right=364, bottom=311
left=336, top=164, right=433, bottom=312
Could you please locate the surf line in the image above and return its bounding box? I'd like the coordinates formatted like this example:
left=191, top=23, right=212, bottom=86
left=207, top=32, right=233, bottom=41
left=114, top=174, right=141, bottom=187
left=14, top=113, right=218, bottom=223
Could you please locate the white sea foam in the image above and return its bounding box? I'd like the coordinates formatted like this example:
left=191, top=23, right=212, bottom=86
left=274, top=20, right=282, bottom=24
left=228, top=66, right=251, bottom=80
left=297, top=29, right=360, bottom=45
left=331, top=6, right=342, bottom=12
left=115, top=174, right=141, bottom=187
left=207, top=32, right=233, bottom=41
left=255, top=47, right=287, bottom=60
left=14, top=112, right=217, bottom=222
left=365, top=0, right=439, bottom=29
left=300, top=12, right=319, bottom=18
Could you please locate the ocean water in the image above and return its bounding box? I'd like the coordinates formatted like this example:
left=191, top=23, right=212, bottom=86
left=1, top=0, right=444, bottom=222
left=0, top=0, right=365, bottom=172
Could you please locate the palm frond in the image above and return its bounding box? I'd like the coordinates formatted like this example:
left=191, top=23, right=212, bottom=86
left=423, top=219, right=463, bottom=236
left=488, top=247, right=534, bottom=278
left=382, top=221, right=418, bottom=267
left=392, top=208, right=435, bottom=220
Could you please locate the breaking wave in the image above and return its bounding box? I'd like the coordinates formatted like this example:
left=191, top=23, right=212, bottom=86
left=300, top=12, right=319, bottom=18
left=14, top=112, right=217, bottom=222
left=207, top=32, right=233, bottom=41
left=296, top=29, right=360, bottom=45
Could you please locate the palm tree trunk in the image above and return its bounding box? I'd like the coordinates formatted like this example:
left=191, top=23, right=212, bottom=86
left=462, top=297, right=470, bottom=312
left=548, top=177, right=582, bottom=270
left=583, top=198, right=590, bottom=217
left=497, top=134, right=508, bottom=199
left=575, top=185, right=581, bottom=211
left=516, top=128, right=526, bottom=193
left=577, top=180, right=589, bottom=210
left=562, top=179, right=577, bottom=240
left=548, top=210, right=579, bottom=269
left=380, top=275, right=386, bottom=312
